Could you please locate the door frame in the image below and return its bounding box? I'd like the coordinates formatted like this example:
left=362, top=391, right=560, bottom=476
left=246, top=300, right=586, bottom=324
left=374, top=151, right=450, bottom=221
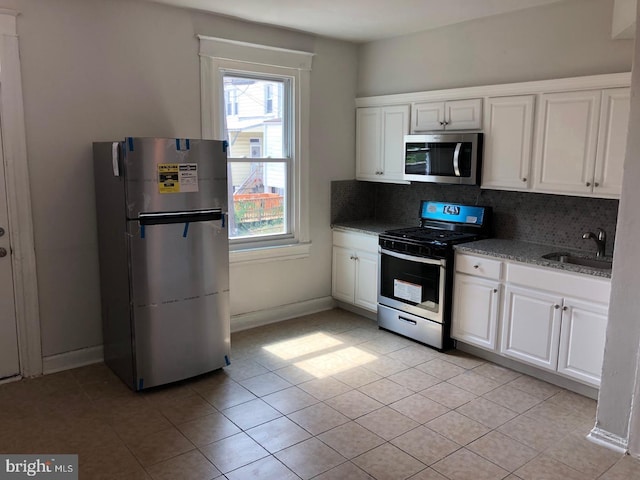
left=0, top=10, right=42, bottom=377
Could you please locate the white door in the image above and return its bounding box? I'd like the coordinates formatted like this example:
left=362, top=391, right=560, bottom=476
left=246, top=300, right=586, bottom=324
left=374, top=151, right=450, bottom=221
left=446, top=99, right=483, bottom=130
left=412, top=101, right=446, bottom=131
left=380, top=105, right=410, bottom=183
left=593, top=87, right=630, bottom=197
left=482, top=95, right=535, bottom=190
left=354, top=250, right=378, bottom=312
left=451, top=273, right=500, bottom=351
left=500, top=285, right=562, bottom=371
left=557, top=298, right=608, bottom=387
left=332, top=246, right=356, bottom=304
left=356, top=107, right=382, bottom=180
left=533, top=90, right=601, bottom=194
left=0, top=127, right=20, bottom=379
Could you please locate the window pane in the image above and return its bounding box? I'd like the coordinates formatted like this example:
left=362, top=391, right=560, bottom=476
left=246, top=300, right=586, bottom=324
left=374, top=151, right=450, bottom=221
left=223, top=75, right=286, bottom=158
left=228, top=162, right=287, bottom=239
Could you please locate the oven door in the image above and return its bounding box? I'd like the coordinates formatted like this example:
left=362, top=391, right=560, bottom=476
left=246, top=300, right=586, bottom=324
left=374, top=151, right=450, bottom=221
left=378, top=248, right=447, bottom=323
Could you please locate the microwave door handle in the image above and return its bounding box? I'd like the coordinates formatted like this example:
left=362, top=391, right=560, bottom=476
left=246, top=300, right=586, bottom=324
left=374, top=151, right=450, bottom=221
left=453, top=143, right=462, bottom=177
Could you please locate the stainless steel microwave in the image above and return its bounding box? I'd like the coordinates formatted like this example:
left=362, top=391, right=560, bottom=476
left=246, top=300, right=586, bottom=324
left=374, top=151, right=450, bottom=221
left=404, top=133, right=482, bottom=185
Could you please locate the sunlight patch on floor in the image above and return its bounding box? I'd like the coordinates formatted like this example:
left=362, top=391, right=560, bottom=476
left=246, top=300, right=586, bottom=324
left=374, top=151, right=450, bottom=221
left=262, top=332, right=379, bottom=379
left=262, top=332, right=344, bottom=360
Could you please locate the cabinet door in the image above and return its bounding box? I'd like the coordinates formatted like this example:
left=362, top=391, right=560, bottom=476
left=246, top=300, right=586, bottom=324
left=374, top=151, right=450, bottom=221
left=412, top=101, right=446, bottom=131
left=500, top=285, right=562, bottom=371
left=452, top=273, right=500, bottom=351
left=557, top=298, right=608, bottom=387
left=447, top=98, right=483, bottom=130
left=354, top=250, right=379, bottom=312
left=380, top=105, right=410, bottom=183
left=593, top=87, right=630, bottom=198
left=482, top=95, right=535, bottom=190
left=332, top=246, right=356, bottom=304
left=533, top=90, right=601, bottom=195
left=356, top=107, right=382, bottom=180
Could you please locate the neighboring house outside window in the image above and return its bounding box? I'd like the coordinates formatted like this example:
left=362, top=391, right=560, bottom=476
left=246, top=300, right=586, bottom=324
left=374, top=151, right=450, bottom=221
left=199, top=36, right=313, bottom=262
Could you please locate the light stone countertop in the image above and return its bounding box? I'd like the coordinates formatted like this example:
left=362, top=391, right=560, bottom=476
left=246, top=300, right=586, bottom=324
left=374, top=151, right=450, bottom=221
left=455, top=238, right=613, bottom=279
left=331, top=220, right=414, bottom=236
left=331, top=222, right=612, bottom=279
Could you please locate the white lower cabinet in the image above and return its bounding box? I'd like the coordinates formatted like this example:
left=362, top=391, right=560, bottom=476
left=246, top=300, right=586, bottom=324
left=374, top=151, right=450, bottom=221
left=332, top=230, right=378, bottom=312
left=452, top=253, right=503, bottom=351
left=500, top=285, right=562, bottom=371
left=557, top=298, right=608, bottom=386
left=452, top=252, right=610, bottom=388
left=452, top=274, right=500, bottom=351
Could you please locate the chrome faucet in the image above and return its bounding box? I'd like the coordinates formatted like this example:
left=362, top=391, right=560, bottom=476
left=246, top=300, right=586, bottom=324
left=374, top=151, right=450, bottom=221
left=582, top=228, right=606, bottom=258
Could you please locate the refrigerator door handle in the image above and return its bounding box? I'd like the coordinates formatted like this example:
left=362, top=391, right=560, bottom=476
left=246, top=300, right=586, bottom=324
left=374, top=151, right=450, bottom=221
left=138, top=208, right=223, bottom=226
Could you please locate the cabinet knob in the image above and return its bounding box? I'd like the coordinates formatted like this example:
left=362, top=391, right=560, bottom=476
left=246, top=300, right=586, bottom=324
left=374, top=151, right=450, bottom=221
left=595, top=182, right=600, bottom=187
left=586, top=182, right=591, bottom=187
left=554, top=304, right=560, bottom=309
left=473, top=264, right=479, bottom=269
left=522, top=178, right=527, bottom=182
left=493, top=288, right=498, bottom=293
left=562, top=306, right=568, bottom=311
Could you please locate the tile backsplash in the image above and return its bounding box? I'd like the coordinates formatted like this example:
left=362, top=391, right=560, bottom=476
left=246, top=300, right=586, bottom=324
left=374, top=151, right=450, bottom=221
left=331, top=180, right=618, bottom=256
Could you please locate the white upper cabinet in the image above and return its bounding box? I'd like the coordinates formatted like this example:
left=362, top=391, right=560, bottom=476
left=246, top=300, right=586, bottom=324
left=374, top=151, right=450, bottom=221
left=593, top=87, right=630, bottom=197
left=412, top=99, right=482, bottom=132
left=481, top=95, right=535, bottom=190
left=356, top=105, right=409, bottom=184
left=533, top=90, right=602, bottom=195
left=356, top=72, right=630, bottom=197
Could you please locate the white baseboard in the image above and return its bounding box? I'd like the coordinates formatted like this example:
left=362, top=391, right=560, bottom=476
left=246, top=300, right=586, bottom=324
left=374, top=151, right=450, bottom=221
left=231, top=296, right=336, bottom=332
left=455, top=341, right=599, bottom=399
left=42, top=345, right=104, bottom=375
left=39, top=297, right=335, bottom=375
left=587, top=426, right=628, bottom=454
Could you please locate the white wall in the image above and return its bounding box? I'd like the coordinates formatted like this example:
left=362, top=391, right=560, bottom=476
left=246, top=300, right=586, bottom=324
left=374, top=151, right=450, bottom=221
left=8, top=0, right=357, bottom=357
left=595, top=0, right=640, bottom=453
left=357, top=0, right=633, bottom=97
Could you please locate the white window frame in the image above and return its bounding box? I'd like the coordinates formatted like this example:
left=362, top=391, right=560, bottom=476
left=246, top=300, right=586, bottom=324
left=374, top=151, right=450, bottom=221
left=199, top=36, right=313, bottom=264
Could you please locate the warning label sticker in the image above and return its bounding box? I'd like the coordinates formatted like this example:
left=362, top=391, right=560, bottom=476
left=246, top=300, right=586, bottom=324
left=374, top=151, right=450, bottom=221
left=179, top=164, right=199, bottom=192
left=158, top=163, right=198, bottom=193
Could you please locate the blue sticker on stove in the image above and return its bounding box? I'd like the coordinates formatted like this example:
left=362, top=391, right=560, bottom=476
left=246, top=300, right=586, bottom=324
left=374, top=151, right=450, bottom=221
left=420, top=201, right=485, bottom=225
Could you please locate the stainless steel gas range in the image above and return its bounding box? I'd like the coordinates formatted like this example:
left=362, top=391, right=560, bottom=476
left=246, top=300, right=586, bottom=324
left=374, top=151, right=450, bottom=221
left=378, top=201, right=492, bottom=351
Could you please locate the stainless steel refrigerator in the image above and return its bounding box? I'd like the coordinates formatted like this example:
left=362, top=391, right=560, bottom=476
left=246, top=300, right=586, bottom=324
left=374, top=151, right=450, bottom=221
left=93, top=137, right=230, bottom=390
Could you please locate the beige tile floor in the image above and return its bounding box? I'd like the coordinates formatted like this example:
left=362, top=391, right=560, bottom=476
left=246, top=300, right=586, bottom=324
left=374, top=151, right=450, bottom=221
left=1, top=308, right=639, bottom=479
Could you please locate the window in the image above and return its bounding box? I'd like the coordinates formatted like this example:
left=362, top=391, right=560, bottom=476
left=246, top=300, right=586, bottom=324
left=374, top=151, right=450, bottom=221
left=199, top=36, right=313, bottom=260
left=224, top=74, right=289, bottom=240
left=249, top=138, right=262, bottom=158
left=225, top=88, right=238, bottom=116
left=265, top=84, right=274, bottom=114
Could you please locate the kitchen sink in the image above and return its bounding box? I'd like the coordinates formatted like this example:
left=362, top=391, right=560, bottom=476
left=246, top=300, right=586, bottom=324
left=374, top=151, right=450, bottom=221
left=542, top=252, right=612, bottom=270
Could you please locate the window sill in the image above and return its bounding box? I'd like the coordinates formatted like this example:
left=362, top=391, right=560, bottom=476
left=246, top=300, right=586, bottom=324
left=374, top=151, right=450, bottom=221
left=229, top=242, right=312, bottom=265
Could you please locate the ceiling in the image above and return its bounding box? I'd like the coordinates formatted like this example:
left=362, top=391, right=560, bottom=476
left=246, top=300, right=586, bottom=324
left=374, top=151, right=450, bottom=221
left=143, top=0, right=569, bottom=43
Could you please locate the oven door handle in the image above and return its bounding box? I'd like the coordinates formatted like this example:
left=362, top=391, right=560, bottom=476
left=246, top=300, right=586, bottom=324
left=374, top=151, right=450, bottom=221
left=380, top=248, right=446, bottom=267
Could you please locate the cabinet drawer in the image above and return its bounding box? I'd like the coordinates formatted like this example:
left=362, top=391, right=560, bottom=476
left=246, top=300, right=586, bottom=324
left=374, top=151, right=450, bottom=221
left=455, top=253, right=502, bottom=280
left=333, top=230, right=379, bottom=253
left=506, top=262, right=611, bottom=304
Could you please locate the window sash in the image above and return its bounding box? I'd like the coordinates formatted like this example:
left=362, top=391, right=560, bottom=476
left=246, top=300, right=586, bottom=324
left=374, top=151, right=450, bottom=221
left=222, top=70, right=294, bottom=244
left=198, top=36, right=313, bottom=257
left=227, top=157, right=293, bottom=246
